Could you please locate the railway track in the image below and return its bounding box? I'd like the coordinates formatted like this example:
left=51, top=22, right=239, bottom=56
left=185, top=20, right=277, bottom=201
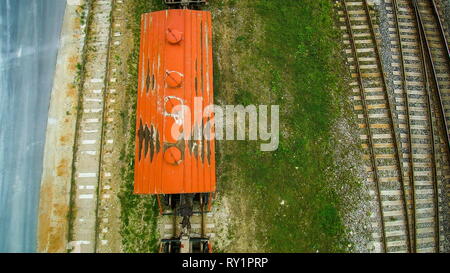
left=413, top=0, right=450, bottom=252
left=95, top=0, right=127, bottom=253
left=160, top=202, right=215, bottom=253
left=340, top=0, right=450, bottom=253
left=68, top=0, right=120, bottom=253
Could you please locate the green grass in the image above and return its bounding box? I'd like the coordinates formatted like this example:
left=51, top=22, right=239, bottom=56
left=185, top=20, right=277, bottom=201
left=210, top=0, right=362, bottom=252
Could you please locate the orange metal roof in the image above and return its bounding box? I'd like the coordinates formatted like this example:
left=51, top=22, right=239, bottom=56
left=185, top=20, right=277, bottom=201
left=134, top=9, right=216, bottom=195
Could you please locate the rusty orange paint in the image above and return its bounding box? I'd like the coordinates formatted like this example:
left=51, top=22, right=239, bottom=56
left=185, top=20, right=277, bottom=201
left=134, top=9, right=216, bottom=195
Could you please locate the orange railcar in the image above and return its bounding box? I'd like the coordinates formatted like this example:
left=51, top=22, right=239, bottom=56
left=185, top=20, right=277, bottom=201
left=134, top=9, right=216, bottom=199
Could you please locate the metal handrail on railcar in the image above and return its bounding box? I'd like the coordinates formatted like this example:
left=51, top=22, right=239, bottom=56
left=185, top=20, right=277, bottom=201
left=164, top=0, right=207, bottom=6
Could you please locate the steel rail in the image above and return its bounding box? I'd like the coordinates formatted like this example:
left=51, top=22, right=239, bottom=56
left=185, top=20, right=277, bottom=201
left=342, top=0, right=387, bottom=252
left=411, top=0, right=442, bottom=252
left=362, top=0, right=412, bottom=253
left=430, top=0, right=450, bottom=59
left=392, top=0, right=417, bottom=252
left=413, top=0, right=450, bottom=167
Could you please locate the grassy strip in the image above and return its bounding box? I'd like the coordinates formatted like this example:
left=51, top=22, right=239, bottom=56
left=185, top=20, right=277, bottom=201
left=210, top=0, right=363, bottom=252
left=118, top=0, right=164, bottom=253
